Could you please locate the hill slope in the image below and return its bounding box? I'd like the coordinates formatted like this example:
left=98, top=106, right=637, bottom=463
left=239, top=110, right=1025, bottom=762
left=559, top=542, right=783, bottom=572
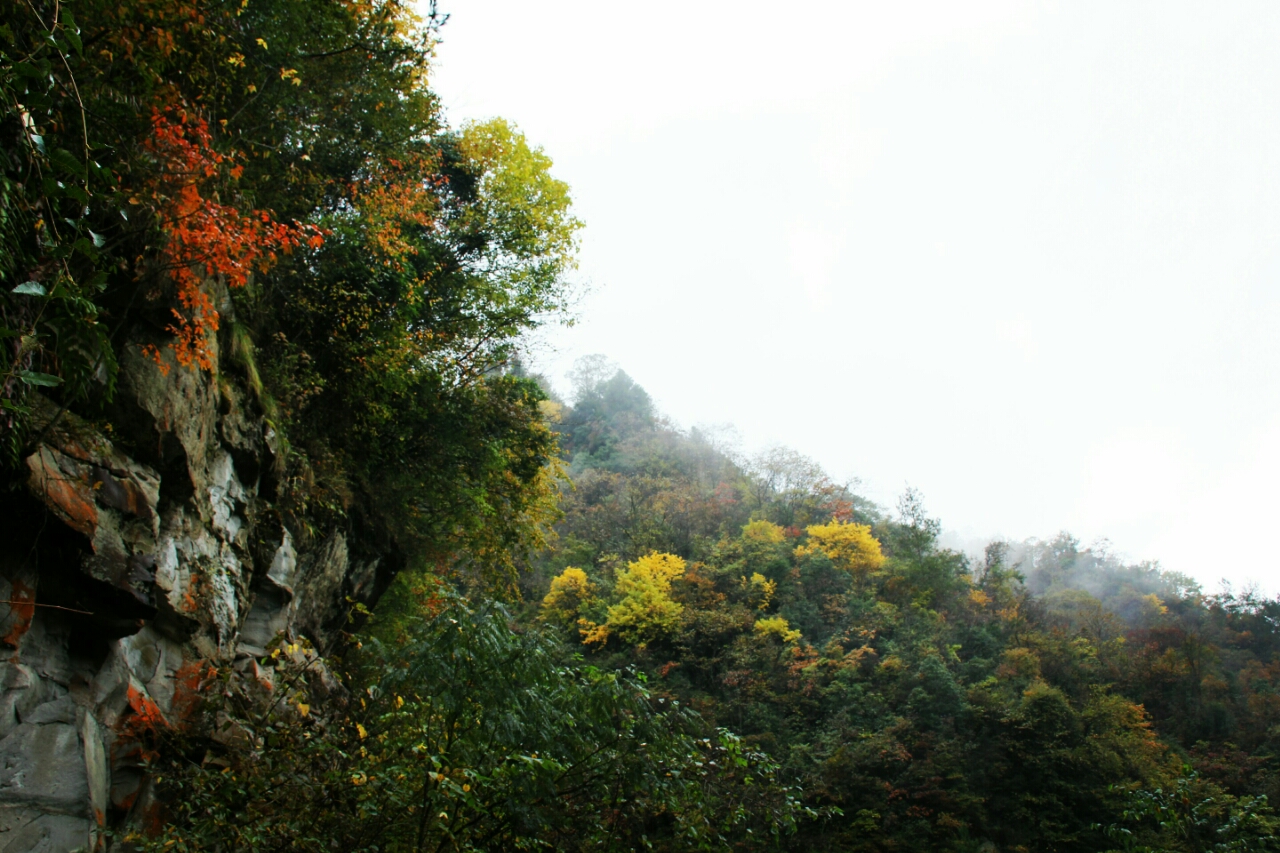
left=530, top=363, right=1280, bottom=851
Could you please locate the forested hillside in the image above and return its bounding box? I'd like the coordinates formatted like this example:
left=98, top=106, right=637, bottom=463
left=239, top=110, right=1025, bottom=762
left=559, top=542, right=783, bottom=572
left=528, top=361, right=1280, bottom=851
left=1, top=0, right=1279, bottom=851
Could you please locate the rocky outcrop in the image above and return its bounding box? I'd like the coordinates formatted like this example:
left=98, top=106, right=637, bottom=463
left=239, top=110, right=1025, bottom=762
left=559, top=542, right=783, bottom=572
left=0, top=326, right=402, bottom=851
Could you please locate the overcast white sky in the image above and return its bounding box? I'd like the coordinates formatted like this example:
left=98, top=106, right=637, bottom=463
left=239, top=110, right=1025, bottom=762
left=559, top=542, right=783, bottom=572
left=430, top=1, right=1280, bottom=592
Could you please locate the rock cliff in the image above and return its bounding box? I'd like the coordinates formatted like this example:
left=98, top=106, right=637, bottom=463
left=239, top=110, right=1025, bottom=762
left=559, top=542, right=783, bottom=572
left=0, top=322, right=402, bottom=851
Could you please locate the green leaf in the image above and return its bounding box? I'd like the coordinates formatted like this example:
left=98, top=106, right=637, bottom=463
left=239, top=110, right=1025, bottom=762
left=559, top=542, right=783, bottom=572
left=89, top=230, right=105, bottom=248
left=71, top=237, right=97, bottom=259
left=50, top=148, right=84, bottom=176
left=14, top=61, right=48, bottom=80
left=18, top=370, right=62, bottom=387
left=61, top=11, right=83, bottom=55
left=12, top=282, right=46, bottom=296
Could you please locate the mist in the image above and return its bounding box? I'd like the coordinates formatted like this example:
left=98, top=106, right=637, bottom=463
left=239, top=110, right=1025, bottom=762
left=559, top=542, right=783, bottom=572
left=432, top=1, right=1280, bottom=593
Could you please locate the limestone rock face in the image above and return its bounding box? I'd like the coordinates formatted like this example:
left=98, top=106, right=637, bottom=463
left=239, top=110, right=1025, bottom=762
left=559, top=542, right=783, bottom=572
left=0, top=335, right=402, bottom=851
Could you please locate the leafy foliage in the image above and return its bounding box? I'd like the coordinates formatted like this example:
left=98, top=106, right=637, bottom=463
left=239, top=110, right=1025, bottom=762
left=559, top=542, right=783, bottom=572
left=138, top=108, right=319, bottom=372
left=794, top=519, right=886, bottom=587
left=139, top=592, right=811, bottom=852
left=1, top=1, right=120, bottom=458
left=2, top=0, right=577, bottom=585
left=603, top=552, right=688, bottom=646
left=1102, top=771, right=1280, bottom=852
left=12, top=1, right=1280, bottom=849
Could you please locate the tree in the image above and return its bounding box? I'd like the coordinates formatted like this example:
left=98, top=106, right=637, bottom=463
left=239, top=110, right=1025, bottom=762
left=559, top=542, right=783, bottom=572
left=541, top=565, right=596, bottom=628
left=755, top=615, right=800, bottom=643
left=744, top=446, right=825, bottom=525
left=794, top=519, right=886, bottom=585
left=602, top=552, right=687, bottom=646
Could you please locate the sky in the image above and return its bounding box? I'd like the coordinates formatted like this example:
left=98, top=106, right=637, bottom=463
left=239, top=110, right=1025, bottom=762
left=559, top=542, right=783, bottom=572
left=429, top=1, right=1280, bottom=592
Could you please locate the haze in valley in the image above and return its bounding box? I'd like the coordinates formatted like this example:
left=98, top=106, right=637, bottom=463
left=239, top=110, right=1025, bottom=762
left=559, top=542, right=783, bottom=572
left=432, top=0, right=1280, bottom=592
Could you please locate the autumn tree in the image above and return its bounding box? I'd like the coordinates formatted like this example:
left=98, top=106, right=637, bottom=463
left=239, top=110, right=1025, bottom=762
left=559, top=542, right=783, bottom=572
left=794, top=518, right=886, bottom=587
left=598, top=552, right=687, bottom=646
left=540, top=565, right=596, bottom=630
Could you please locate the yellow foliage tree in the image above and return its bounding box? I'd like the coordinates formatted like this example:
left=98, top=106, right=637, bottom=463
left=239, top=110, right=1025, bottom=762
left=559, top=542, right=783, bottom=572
left=541, top=567, right=594, bottom=626
left=604, top=553, right=687, bottom=646
left=795, top=519, right=886, bottom=584
left=741, top=519, right=786, bottom=546
left=455, top=118, right=583, bottom=298
left=742, top=572, right=777, bottom=611
left=754, top=615, right=801, bottom=643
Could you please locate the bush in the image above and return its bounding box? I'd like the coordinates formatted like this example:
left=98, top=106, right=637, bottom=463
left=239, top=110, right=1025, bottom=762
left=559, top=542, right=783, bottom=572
left=137, top=590, right=812, bottom=851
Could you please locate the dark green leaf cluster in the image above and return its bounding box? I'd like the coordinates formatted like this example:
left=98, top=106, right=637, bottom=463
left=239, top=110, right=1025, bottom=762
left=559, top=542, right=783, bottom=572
left=1101, top=771, right=1280, bottom=852
left=1, top=2, right=121, bottom=459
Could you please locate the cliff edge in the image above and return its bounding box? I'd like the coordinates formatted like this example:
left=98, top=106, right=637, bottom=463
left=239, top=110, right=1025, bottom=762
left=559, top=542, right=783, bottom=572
left=0, top=324, right=401, bottom=852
